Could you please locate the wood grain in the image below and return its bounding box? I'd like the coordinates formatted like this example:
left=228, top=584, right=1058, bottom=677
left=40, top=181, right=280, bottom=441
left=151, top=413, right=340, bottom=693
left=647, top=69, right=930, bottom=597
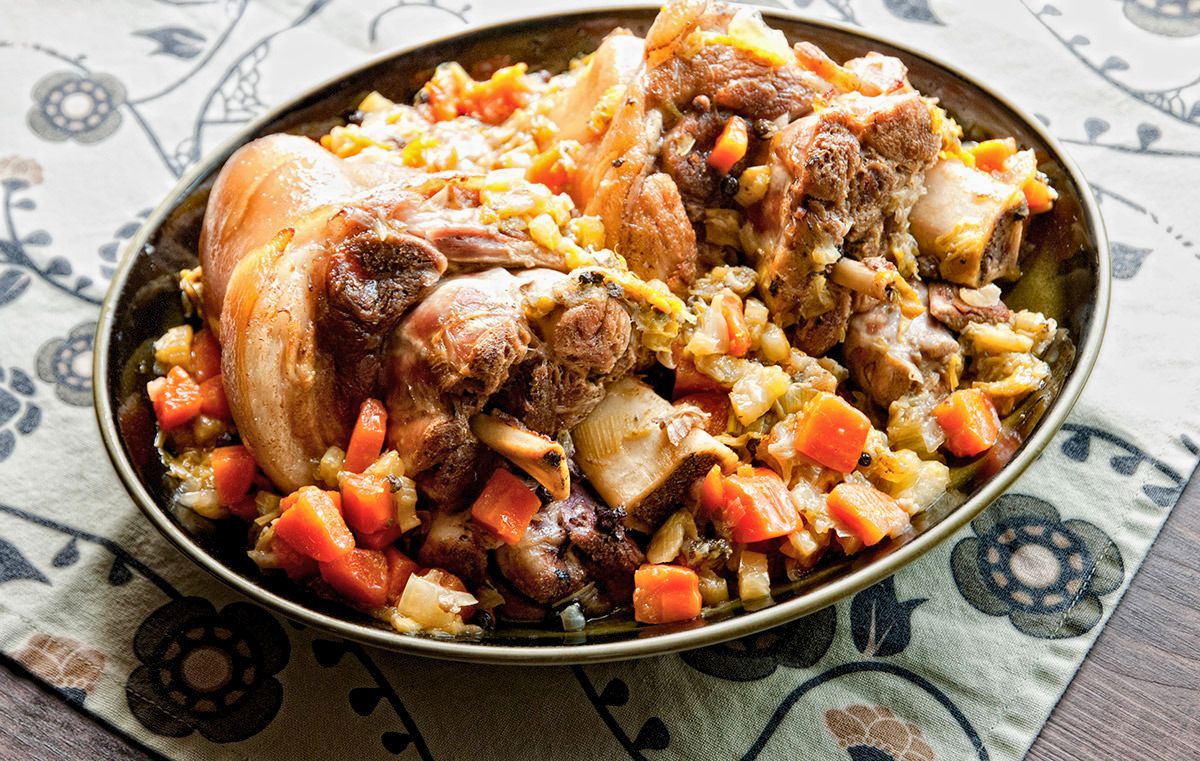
left=1, top=479, right=1195, bottom=759
left=1028, top=473, right=1200, bottom=760
left=0, top=658, right=159, bottom=761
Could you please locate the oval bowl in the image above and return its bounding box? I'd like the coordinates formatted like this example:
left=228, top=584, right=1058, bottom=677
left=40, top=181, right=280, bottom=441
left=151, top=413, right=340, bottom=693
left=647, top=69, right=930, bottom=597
left=95, top=5, right=1109, bottom=665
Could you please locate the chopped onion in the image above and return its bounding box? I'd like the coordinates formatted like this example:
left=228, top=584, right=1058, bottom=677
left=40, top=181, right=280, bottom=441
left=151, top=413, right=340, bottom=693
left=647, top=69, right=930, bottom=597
left=559, top=603, right=586, bottom=632
left=737, top=550, right=772, bottom=602
left=958, top=283, right=1001, bottom=308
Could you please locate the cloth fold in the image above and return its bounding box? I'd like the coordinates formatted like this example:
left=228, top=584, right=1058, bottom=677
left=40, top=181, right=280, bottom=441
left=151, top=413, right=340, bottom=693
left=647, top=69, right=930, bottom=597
left=1, top=1, right=1197, bottom=759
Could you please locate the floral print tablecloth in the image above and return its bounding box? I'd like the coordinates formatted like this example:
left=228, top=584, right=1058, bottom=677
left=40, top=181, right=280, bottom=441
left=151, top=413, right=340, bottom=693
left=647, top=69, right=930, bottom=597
left=2, top=1, right=1198, bottom=759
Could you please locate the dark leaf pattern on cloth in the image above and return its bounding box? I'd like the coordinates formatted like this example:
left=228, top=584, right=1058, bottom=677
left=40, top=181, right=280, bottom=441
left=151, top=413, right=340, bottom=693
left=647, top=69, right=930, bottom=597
left=51, top=537, right=79, bottom=567
left=951, top=494, right=1123, bottom=638
left=0, top=536, right=50, bottom=585
left=126, top=597, right=290, bottom=742
left=850, top=578, right=926, bottom=657
left=0, top=365, right=42, bottom=461
left=1059, top=424, right=1194, bottom=507
left=134, top=26, right=208, bottom=59
left=681, top=605, right=837, bottom=680
left=882, top=0, right=944, bottom=25
left=1110, top=242, right=1152, bottom=279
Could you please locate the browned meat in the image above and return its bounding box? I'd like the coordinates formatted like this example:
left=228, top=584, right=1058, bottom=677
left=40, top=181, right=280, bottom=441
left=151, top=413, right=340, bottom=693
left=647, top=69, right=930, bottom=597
left=384, top=270, right=531, bottom=503
left=642, top=3, right=824, bottom=122
left=546, top=294, right=634, bottom=377
left=557, top=486, right=644, bottom=599
left=927, top=282, right=1012, bottom=332
left=659, top=104, right=725, bottom=221
left=843, top=300, right=962, bottom=408
left=789, top=279, right=853, bottom=356
left=612, top=172, right=698, bottom=292
left=495, top=498, right=589, bottom=604
left=316, top=213, right=446, bottom=412
left=418, top=509, right=488, bottom=585
left=750, top=92, right=939, bottom=349
left=387, top=269, right=640, bottom=503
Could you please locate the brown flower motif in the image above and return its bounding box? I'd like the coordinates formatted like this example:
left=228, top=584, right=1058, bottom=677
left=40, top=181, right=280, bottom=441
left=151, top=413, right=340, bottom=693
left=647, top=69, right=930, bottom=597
left=0, top=156, right=43, bottom=188
left=825, top=704, right=935, bottom=761
left=13, top=632, right=106, bottom=705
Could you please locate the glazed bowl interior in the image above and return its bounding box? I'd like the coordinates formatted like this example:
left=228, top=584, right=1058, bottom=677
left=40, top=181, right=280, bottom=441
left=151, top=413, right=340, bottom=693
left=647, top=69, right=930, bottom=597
left=95, top=6, right=1107, bottom=664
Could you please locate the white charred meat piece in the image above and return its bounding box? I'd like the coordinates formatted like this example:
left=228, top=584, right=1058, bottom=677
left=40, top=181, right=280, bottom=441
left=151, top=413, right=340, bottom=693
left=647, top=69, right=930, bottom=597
left=495, top=497, right=589, bottom=604
left=749, top=93, right=939, bottom=356
left=557, top=485, right=644, bottom=600
left=385, top=268, right=639, bottom=505
left=384, top=269, right=531, bottom=503
left=843, top=297, right=963, bottom=408
left=909, top=158, right=1028, bottom=287
left=573, top=377, right=737, bottom=531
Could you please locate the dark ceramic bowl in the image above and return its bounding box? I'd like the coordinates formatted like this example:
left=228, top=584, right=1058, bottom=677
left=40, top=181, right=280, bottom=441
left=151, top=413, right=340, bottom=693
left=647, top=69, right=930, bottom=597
left=94, top=5, right=1109, bottom=664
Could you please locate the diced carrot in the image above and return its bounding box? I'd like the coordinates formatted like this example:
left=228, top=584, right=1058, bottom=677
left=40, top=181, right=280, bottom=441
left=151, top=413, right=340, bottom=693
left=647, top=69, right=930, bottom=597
left=527, top=145, right=572, bottom=194
left=969, top=138, right=1017, bottom=174
left=341, top=472, right=394, bottom=536
left=470, top=469, right=542, bottom=545
left=226, top=496, right=259, bottom=522
left=714, top=290, right=752, bottom=357
left=699, top=464, right=726, bottom=514
left=675, top=392, right=731, bottom=437
left=384, top=548, right=419, bottom=604
left=211, top=445, right=258, bottom=506
left=357, top=523, right=406, bottom=551
left=344, top=398, right=388, bottom=473
left=198, top=375, right=231, bottom=420
left=1022, top=176, right=1056, bottom=214
left=279, top=491, right=300, bottom=513
left=319, top=548, right=389, bottom=610
left=933, top=388, right=1000, bottom=458
left=272, top=534, right=318, bottom=581
left=633, top=564, right=703, bottom=625
left=672, top=347, right=728, bottom=397
left=826, top=482, right=909, bottom=546
left=149, top=366, right=202, bottom=431
left=719, top=467, right=799, bottom=543
left=190, top=329, right=222, bottom=383
left=793, top=392, right=871, bottom=473
left=417, top=568, right=475, bottom=622
left=708, top=116, right=748, bottom=174
left=272, top=486, right=355, bottom=562
left=461, top=64, right=532, bottom=125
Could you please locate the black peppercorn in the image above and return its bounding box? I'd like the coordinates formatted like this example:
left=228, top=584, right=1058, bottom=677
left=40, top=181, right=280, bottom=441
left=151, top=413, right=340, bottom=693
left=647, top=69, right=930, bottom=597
left=721, top=173, right=740, bottom=196
left=858, top=452, right=872, bottom=467
left=753, top=118, right=777, bottom=140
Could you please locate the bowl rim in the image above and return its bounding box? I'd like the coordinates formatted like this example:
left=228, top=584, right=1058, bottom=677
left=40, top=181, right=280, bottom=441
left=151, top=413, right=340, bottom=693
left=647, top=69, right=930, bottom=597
left=93, top=2, right=1110, bottom=665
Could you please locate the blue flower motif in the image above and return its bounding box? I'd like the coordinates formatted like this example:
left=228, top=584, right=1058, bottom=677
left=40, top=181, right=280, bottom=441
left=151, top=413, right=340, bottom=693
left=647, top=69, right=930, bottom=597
left=1123, top=0, right=1200, bottom=37
left=37, top=321, right=95, bottom=407
left=951, top=494, right=1123, bottom=638
left=126, top=597, right=289, bottom=742
left=27, top=71, right=126, bottom=144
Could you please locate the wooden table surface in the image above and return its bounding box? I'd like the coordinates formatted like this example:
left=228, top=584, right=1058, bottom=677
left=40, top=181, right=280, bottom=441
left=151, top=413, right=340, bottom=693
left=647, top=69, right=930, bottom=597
left=3, top=480, right=1196, bottom=760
